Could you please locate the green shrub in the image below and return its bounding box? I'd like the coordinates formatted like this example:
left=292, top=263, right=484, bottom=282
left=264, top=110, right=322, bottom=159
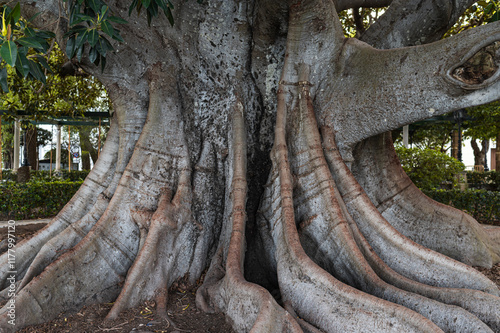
left=395, top=147, right=465, bottom=191
left=0, top=179, right=83, bottom=220
left=423, top=189, right=500, bottom=225
left=0, top=169, right=89, bottom=182
left=465, top=171, right=500, bottom=191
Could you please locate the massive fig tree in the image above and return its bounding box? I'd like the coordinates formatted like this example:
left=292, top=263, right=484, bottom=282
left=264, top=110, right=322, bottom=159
left=1, top=0, right=500, bottom=331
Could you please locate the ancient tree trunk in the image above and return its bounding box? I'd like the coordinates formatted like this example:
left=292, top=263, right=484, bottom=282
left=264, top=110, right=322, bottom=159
left=1, top=0, right=500, bottom=332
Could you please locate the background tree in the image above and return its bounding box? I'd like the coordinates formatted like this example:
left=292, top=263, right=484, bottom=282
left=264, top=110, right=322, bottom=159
left=464, top=101, right=500, bottom=168
left=1, top=1, right=500, bottom=332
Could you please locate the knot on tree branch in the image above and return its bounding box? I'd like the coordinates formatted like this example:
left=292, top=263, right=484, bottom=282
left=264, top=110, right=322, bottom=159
left=452, top=41, right=500, bottom=85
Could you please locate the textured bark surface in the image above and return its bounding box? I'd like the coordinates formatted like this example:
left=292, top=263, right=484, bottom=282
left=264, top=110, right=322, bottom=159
left=1, top=0, right=500, bottom=332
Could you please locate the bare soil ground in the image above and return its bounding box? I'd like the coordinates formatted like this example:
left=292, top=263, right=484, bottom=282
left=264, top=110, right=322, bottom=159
left=2, top=223, right=499, bottom=333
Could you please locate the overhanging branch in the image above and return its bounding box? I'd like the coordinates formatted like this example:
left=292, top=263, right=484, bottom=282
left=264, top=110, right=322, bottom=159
left=318, top=20, right=500, bottom=148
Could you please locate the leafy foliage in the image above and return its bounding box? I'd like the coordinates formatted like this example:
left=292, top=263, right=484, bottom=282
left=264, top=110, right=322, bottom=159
left=129, top=0, right=175, bottom=26
left=465, top=170, right=500, bottom=191
left=64, top=0, right=127, bottom=71
left=423, top=189, right=500, bottom=225
left=0, top=178, right=84, bottom=219
left=1, top=43, right=110, bottom=123
left=1, top=169, right=90, bottom=181
left=0, top=3, right=55, bottom=92
left=446, top=0, right=500, bottom=37
left=464, top=101, right=500, bottom=141
left=393, top=119, right=455, bottom=153
left=395, top=146, right=465, bottom=190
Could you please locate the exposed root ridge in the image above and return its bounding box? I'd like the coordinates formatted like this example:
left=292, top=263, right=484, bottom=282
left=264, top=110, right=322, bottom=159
left=106, top=168, right=201, bottom=321
left=346, top=205, right=500, bottom=331
left=17, top=194, right=110, bottom=290
left=322, top=127, right=499, bottom=296
left=351, top=133, right=500, bottom=267
left=262, top=64, right=441, bottom=332
left=0, top=116, right=120, bottom=289
left=196, top=102, right=301, bottom=332
left=288, top=77, right=493, bottom=332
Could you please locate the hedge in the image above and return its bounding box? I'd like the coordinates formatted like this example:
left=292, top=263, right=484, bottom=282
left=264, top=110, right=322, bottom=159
left=0, top=180, right=83, bottom=220
left=1, top=169, right=90, bottom=182
left=395, top=147, right=465, bottom=190
left=423, top=189, right=500, bottom=226
left=465, top=171, right=500, bottom=191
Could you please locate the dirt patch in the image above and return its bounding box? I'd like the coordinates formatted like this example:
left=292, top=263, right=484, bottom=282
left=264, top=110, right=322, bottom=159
left=18, top=289, right=235, bottom=333
left=0, top=223, right=47, bottom=255
left=475, top=263, right=500, bottom=290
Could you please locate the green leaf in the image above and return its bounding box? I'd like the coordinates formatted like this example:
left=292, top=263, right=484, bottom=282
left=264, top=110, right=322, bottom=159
left=147, top=11, right=153, bottom=26
left=89, top=46, right=98, bottom=63
left=107, top=16, right=128, bottom=24
left=65, top=24, right=87, bottom=38
left=76, top=30, right=89, bottom=48
left=156, top=0, right=169, bottom=13
left=87, top=29, right=99, bottom=47
left=129, top=0, right=139, bottom=16
left=66, top=35, right=77, bottom=58
left=34, top=30, right=56, bottom=39
left=165, top=7, right=174, bottom=26
left=15, top=48, right=30, bottom=78
left=26, top=12, right=42, bottom=23
left=101, top=20, right=114, bottom=36
left=149, top=1, right=159, bottom=18
left=95, top=36, right=110, bottom=56
left=35, top=55, right=52, bottom=72
left=87, top=0, right=101, bottom=13
left=111, top=30, right=124, bottom=42
left=27, top=60, right=45, bottom=84
left=143, top=0, right=151, bottom=8
left=100, top=54, right=106, bottom=72
left=488, top=11, right=500, bottom=22
left=76, top=43, right=84, bottom=62
left=72, top=14, right=94, bottom=25
left=1, top=41, right=18, bottom=67
left=6, top=3, right=21, bottom=24
left=0, top=67, right=8, bottom=92
left=24, top=27, right=35, bottom=37
left=16, top=37, right=43, bottom=50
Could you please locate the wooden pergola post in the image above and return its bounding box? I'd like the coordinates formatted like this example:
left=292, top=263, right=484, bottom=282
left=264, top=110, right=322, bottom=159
left=68, top=125, right=71, bottom=171
left=0, top=116, right=2, bottom=180
left=98, top=117, right=101, bottom=158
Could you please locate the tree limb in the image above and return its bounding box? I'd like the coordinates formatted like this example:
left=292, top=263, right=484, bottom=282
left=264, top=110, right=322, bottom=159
left=361, top=0, right=476, bottom=48
left=318, top=21, right=500, bottom=150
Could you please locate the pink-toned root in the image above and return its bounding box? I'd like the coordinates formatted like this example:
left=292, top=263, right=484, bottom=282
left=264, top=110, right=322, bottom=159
left=258, top=64, right=442, bottom=333
left=196, top=102, right=302, bottom=332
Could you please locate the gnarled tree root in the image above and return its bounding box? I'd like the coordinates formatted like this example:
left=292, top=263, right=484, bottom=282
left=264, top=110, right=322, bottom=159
left=288, top=76, right=496, bottom=332
left=351, top=132, right=500, bottom=267
left=196, top=102, right=302, bottom=332
left=0, top=115, right=120, bottom=290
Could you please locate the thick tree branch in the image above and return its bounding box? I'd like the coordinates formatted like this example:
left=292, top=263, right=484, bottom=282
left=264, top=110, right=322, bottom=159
left=318, top=20, right=500, bottom=150
left=362, top=0, right=476, bottom=48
